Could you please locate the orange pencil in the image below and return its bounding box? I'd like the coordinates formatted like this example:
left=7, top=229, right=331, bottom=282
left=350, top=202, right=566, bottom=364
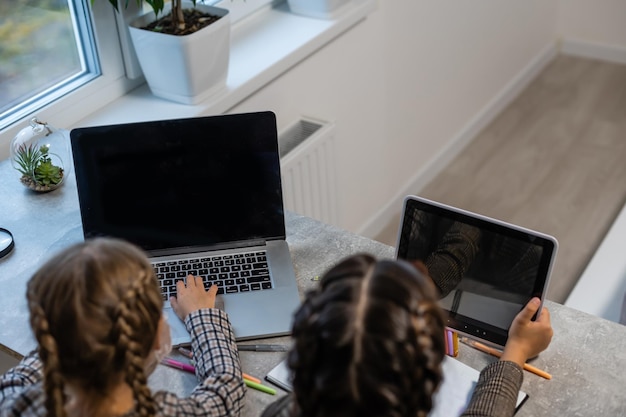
left=460, top=337, right=552, bottom=380
left=243, top=373, right=261, bottom=383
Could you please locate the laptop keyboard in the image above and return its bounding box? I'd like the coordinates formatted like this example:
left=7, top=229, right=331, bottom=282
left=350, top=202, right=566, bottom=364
left=152, top=251, right=272, bottom=301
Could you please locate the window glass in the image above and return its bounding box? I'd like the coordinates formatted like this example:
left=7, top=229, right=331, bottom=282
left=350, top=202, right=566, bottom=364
left=0, top=0, right=99, bottom=128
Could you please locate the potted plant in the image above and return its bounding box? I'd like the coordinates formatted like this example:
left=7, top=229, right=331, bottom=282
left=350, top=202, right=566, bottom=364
left=10, top=118, right=70, bottom=193
left=96, top=0, right=230, bottom=104
left=287, top=0, right=352, bottom=19
left=13, top=144, right=64, bottom=192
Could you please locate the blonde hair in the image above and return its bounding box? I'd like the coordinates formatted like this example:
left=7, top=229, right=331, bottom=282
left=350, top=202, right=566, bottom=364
left=27, top=238, right=163, bottom=417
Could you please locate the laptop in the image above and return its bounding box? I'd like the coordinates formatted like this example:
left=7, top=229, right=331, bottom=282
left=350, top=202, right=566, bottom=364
left=396, top=195, right=558, bottom=348
left=70, top=111, right=302, bottom=346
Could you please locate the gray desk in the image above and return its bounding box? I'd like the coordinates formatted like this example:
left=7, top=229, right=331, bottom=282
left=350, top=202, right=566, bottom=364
left=1, top=158, right=625, bottom=416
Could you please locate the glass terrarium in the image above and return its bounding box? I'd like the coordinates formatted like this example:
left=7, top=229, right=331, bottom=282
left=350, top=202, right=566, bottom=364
left=10, top=118, right=71, bottom=192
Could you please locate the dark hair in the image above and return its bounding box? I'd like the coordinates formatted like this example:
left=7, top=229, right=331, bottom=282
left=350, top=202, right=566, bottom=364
left=288, top=254, right=446, bottom=417
left=27, top=237, right=163, bottom=417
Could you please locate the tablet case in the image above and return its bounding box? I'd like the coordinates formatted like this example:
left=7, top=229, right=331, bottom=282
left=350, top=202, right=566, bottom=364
left=396, top=195, right=558, bottom=348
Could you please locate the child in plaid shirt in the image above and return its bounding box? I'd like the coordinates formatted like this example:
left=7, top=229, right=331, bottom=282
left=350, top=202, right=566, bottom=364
left=0, top=237, right=245, bottom=417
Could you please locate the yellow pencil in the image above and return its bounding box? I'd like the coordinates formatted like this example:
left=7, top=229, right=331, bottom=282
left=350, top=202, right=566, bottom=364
left=452, top=331, right=459, bottom=357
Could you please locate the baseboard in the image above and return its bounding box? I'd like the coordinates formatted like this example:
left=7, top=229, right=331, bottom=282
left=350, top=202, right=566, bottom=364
left=560, top=37, right=626, bottom=65
left=357, top=41, right=559, bottom=239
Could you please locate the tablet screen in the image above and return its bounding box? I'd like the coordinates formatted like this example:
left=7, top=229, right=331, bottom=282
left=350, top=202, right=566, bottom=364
left=396, top=196, right=558, bottom=347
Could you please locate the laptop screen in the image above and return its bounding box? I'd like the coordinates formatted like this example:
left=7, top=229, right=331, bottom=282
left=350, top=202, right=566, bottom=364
left=70, top=112, right=285, bottom=256
left=396, top=196, right=557, bottom=347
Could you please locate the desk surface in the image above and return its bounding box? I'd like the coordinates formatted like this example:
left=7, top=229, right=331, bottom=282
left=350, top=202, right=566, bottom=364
left=1, top=158, right=625, bottom=416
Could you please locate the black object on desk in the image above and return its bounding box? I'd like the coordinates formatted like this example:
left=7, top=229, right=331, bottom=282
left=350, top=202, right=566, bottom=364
left=237, top=344, right=289, bottom=352
left=0, top=228, right=14, bottom=259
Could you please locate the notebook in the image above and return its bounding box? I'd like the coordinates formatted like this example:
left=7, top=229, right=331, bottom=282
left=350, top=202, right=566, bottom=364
left=265, top=356, right=528, bottom=416
left=396, top=196, right=558, bottom=348
left=70, top=111, right=302, bottom=346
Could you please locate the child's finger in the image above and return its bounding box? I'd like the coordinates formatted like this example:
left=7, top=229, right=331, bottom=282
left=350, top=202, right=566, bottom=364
left=517, top=297, right=541, bottom=323
left=208, top=283, right=218, bottom=296
left=194, top=275, right=205, bottom=289
left=186, top=274, right=197, bottom=288
left=536, top=307, right=551, bottom=325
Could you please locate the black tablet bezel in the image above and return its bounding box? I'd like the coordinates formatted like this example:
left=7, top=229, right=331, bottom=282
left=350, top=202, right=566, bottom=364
left=395, top=196, right=558, bottom=348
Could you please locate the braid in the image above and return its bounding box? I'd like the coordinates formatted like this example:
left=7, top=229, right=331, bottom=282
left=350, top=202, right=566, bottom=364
left=290, top=254, right=446, bottom=417
left=29, top=302, right=66, bottom=417
left=26, top=238, right=163, bottom=417
left=115, top=271, right=157, bottom=417
left=288, top=288, right=324, bottom=414
left=408, top=303, right=446, bottom=416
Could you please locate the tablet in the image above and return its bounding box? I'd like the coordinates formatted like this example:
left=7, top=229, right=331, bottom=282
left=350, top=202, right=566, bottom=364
left=396, top=196, right=558, bottom=348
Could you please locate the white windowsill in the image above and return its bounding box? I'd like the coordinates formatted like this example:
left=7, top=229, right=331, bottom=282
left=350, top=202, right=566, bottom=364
left=76, top=0, right=377, bottom=127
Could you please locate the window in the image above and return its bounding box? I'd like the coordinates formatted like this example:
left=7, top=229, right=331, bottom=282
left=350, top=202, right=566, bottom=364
left=0, top=0, right=275, bottom=134
left=0, top=0, right=100, bottom=131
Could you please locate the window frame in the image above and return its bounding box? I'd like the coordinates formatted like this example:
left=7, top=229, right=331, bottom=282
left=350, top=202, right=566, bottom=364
left=0, top=0, right=275, bottom=152
left=0, top=1, right=140, bottom=149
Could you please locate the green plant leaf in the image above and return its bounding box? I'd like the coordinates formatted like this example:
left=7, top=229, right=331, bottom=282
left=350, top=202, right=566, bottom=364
left=34, top=160, right=63, bottom=186
left=13, top=144, right=41, bottom=177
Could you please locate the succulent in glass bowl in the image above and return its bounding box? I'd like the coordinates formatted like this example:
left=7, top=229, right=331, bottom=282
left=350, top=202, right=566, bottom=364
left=10, top=118, right=70, bottom=192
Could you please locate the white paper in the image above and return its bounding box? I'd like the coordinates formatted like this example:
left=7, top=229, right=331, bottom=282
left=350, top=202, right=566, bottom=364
left=265, top=356, right=526, bottom=416
left=429, top=356, right=527, bottom=417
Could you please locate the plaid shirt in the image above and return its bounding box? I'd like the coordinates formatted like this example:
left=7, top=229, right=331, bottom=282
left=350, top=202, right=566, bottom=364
left=461, top=360, right=524, bottom=417
left=260, top=361, right=523, bottom=417
left=0, top=308, right=245, bottom=417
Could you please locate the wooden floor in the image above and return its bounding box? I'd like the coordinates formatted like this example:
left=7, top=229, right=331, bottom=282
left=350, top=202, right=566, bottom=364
left=375, top=55, right=626, bottom=303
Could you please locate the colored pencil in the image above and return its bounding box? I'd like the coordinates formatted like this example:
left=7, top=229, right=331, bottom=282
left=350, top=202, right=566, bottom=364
left=244, top=378, right=276, bottom=395
left=460, top=337, right=552, bottom=380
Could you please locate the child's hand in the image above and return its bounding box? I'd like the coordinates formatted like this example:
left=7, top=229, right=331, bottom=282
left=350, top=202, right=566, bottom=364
left=170, top=275, right=218, bottom=321
left=501, top=297, right=553, bottom=367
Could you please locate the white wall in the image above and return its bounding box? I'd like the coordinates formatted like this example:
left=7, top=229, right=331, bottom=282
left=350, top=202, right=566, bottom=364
left=557, top=0, right=626, bottom=63
left=231, top=0, right=559, bottom=235
left=9, top=0, right=624, bottom=237
left=557, top=0, right=626, bottom=45
left=229, top=5, right=387, bottom=233
left=566, top=202, right=626, bottom=322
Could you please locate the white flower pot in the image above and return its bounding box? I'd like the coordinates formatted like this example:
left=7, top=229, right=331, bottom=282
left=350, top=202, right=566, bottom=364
left=287, top=0, right=352, bottom=19
left=128, top=3, right=230, bottom=104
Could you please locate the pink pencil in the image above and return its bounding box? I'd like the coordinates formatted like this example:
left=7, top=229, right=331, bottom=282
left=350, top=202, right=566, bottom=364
left=161, top=357, right=195, bottom=374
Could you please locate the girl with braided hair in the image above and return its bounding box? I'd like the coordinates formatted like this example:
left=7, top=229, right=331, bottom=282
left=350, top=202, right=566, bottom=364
left=261, top=253, right=552, bottom=417
left=0, top=237, right=245, bottom=417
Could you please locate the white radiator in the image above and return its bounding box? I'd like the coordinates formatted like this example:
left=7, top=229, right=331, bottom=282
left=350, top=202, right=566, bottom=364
left=279, top=117, right=339, bottom=226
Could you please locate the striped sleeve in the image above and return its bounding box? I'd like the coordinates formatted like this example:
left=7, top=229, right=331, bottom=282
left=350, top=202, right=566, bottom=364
left=460, top=361, right=524, bottom=417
